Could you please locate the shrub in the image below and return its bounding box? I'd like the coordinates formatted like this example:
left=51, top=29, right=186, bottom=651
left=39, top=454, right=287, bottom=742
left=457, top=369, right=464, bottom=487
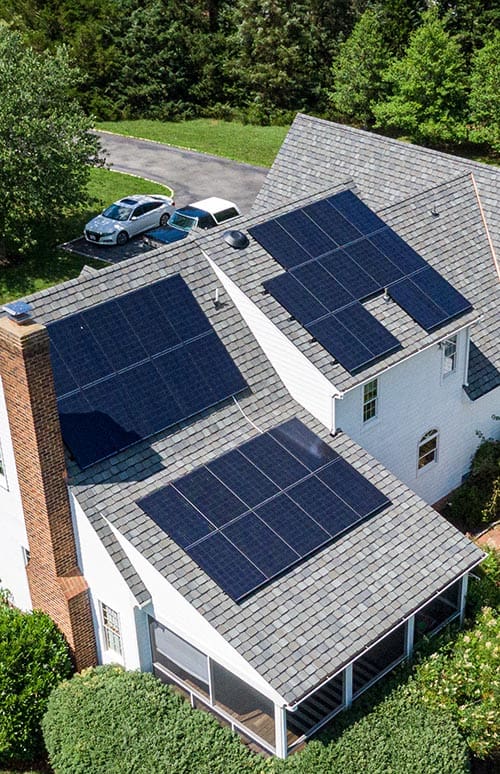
left=0, top=603, right=73, bottom=764
left=449, top=438, right=500, bottom=529
left=269, top=683, right=469, bottom=774
left=42, top=665, right=257, bottom=774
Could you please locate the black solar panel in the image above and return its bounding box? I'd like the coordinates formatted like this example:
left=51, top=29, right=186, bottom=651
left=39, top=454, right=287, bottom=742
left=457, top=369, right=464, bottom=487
left=252, top=191, right=473, bottom=373
left=137, top=419, right=391, bottom=601
left=48, top=275, right=247, bottom=469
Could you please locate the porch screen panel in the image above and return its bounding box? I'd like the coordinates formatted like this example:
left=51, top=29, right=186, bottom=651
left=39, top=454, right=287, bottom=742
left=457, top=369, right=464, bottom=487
left=352, top=623, right=406, bottom=696
left=414, top=579, right=461, bottom=641
left=212, top=661, right=275, bottom=746
left=151, top=620, right=209, bottom=685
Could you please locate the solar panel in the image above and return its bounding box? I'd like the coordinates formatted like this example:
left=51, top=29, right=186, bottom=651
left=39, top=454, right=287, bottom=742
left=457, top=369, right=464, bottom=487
left=328, top=190, right=386, bottom=234
left=276, top=211, right=336, bottom=257
left=334, top=303, right=401, bottom=361
left=411, top=267, right=472, bottom=318
left=138, top=419, right=391, bottom=601
left=369, top=230, right=426, bottom=275
left=292, top=261, right=355, bottom=313
left=308, top=315, right=374, bottom=373
left=249, top=220, right=310, bottom=269
left=302, top=199, right=361, bottom=245
left=320, top=250, right=379, bottom=300
left=263, top=272, right=327, bottom=325
left=344, top=239, right=403, bottom=287
left=388, top=278, right=449, bottom=331
left=48, top=275, right=247, bottom=468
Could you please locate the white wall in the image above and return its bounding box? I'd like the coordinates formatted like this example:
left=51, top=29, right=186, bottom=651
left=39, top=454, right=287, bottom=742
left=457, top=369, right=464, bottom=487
left=207, top=256, right=337, bottom=431
left=104, top=517, right=285, bottom=706
left=0, top=376, right=31, bottom=610
left=70, top=495, right=142, bottom=668
left=336, top=330, right=499, bottom=503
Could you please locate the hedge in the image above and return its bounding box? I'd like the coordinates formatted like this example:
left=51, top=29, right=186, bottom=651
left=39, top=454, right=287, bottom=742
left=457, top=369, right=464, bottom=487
left=42, top=666, right=257, bottom=774
left=0, top=603, right=73, bottom=764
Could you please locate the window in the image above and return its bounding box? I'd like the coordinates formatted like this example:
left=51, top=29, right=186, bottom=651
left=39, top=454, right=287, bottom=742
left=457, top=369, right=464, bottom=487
left=100, top=602, right=123, bottom=656
left=214, top=207, right=239, bottom=223
left=418, top=429, right=439, bottom=469
left=442, top=336, right=457, bottom=375
left=362, top=379, right=378, bottom=422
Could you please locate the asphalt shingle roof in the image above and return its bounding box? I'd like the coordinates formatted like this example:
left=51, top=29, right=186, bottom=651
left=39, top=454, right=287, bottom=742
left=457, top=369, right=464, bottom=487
left=252, top=114, right=500, bottom=400
left=21, top=236, right=483, bottom=703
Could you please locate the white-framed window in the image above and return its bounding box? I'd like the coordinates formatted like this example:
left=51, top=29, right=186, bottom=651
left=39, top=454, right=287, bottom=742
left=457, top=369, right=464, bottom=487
left=362, top=379, right=378, bottom=423
left=100, top=602, right=123, bottom=656
left=418, top=429, right=439, bottom=470
left=0, top=441, right=7, bottom=489
left=442, top=336, right=457, bottom=376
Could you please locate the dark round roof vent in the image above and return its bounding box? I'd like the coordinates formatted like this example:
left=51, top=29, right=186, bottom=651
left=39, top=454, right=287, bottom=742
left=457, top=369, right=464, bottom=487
left=223, top=229, right=249, bottom=249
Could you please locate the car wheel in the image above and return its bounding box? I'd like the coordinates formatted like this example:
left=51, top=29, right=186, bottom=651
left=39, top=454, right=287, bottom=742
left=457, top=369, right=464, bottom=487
left=116, top=231, right=128, bottom=246
left=159, top=213, right=169, bottom=226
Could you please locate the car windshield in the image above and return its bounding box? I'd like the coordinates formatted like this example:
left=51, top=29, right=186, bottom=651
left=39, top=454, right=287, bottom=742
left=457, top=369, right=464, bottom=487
left=168, top=211, right=198, bottom=231
left=102, top=204, right=133, bottom=221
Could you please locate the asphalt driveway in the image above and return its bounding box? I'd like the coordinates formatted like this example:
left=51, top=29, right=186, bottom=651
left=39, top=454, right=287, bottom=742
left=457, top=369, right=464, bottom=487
left=96, top=131, right=268, bottom=213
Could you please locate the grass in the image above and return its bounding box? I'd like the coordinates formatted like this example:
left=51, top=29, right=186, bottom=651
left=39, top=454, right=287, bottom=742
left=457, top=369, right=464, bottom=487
left=96, top=118, right=289, bottom=167
left=0, top=167, right=172, bottom=305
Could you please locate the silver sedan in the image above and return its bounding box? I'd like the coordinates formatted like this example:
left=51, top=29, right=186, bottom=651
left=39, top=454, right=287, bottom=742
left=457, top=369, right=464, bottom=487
left=84, top=194, right=175, bottom=245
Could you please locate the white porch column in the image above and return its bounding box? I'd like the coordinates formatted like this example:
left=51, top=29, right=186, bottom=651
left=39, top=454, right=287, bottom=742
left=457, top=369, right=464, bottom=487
left=344, top=664, right=353, bottom=708
left=459, top=574, right=469, bottom=625
left=405, top=616, right=415, bottom=658
left=274, top=704, right=288, bottom=759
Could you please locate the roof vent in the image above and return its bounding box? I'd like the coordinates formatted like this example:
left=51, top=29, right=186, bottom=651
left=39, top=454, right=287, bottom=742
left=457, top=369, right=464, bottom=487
left=2, top=300, right=33, bottom=324
left=223, top=230, right=249, bottom=249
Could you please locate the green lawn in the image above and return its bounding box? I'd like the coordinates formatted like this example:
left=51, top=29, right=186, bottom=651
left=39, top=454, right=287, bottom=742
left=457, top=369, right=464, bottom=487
left=96, top=118, right=289, bottom=168
left=0, top=167, right=172, bottom=305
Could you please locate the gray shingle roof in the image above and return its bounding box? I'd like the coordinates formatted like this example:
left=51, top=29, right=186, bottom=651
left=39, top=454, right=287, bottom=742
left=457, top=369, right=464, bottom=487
left=202, top=173, right=496, bottom=397
left=22, top=236, right=483, bottom=703
left=252, top=114, right=500, bottom=400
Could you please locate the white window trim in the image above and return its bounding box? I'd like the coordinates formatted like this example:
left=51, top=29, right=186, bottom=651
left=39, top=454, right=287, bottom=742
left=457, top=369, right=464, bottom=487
left=0, top=441, right=8, bottom=490
left=99, top=601, right=123, bottom=657
left=417, top=428, right=439, bottom=473
left=362, top=378, right=379, bottom=424
left=441, top=335, right=458, bottom=378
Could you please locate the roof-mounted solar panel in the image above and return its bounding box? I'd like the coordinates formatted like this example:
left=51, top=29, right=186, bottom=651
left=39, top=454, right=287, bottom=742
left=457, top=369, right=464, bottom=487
left=388, top=268, right=472, bottom=332
left=276, top=210, right=337, bottom=257
left=327, top=190, right=386, bottom=234
left=263, top=272, right=328, bottom=326
left=48, top=275, right=247, bottom=469
left=249, top=220, right=310, bottom=269
left=138, top=418, right=390, bottom=601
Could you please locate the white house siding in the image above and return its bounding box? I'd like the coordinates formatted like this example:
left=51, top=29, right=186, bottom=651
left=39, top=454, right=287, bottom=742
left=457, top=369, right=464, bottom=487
left=70, top=496, right=142, bottom=669
left=207, top=257, right=338, bottom=431
left=336, top=331, right=500, bottom=504
left=105, top=517, right=285, bottom=707
left=0, top=375, right=31, bottom=610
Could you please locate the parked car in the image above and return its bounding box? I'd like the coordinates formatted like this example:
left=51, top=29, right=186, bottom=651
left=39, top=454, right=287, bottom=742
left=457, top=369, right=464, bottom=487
left=84, top=194, right=175, bottom=246
left=148, top=197, right=240, bottom=245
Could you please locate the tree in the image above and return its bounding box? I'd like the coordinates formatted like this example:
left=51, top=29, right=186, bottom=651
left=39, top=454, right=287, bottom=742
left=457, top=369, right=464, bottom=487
left=372, top=7, right=468, bottom=144
left=0, top=24, right=102, bottom=260
left=0, top=600, right=73, bottom=765
left=329, top=7, right=391, bottom=126
left=469, top=31, right=500, bottom=152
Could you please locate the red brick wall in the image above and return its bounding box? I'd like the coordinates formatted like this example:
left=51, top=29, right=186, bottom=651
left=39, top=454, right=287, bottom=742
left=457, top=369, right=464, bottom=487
left=0, top=317, right=97, bottom=671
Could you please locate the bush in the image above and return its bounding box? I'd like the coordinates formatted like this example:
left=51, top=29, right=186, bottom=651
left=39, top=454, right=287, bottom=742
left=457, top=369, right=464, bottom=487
left=0, top=603, right=73, bottom=764
left=42, top=665, right=257, bottom=774
left=269, top=683, right=469, bottom=774
left=449, top=438, right=500, bottom=529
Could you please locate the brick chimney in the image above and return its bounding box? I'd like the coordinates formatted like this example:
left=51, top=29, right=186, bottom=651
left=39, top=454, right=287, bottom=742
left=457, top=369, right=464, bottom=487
left=0, top=313, right=97, bottom=670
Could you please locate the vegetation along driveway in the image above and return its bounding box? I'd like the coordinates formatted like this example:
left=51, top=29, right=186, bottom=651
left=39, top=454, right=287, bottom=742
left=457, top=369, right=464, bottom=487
left=96, top=131, right=268, bottom=213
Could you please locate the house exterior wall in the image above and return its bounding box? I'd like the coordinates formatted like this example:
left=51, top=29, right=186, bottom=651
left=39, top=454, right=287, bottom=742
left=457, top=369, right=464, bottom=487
left=104, top=516, right=285, bottom=707
left=0, top=375, right=32, bottom=610
left=208, top=257, right=338, bottom=431
left=336, top=330, right=499, bottom=504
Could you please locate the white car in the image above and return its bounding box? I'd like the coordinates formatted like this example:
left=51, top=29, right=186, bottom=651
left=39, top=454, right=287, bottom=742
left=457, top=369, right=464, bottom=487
left=148, top=197, right=241, bottom=245
left=84, top=194, right=175, bottom=246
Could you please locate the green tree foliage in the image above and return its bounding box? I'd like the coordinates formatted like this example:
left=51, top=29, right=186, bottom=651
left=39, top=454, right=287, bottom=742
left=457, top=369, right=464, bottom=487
left=436, top=0, right=500, bottom=56
left=416, top=605, right=499, bottom=758
left=376, top=0, right=428, bottom=54
left=0, top=25, right=102, bottom=260
left=373, top=7, right=468, bottom=144
left=329, top=8, right=391, bottom=125
left=469, top=31, right=500, bottom=152
left=449, top=438, right=500, bottom=529
left=42, top=665, right=257, bottom=774
left=0, top=601, right=73, bottom=764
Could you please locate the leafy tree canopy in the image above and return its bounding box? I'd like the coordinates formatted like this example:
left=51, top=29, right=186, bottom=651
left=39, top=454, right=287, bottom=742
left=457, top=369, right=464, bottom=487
left=373, top=7, right=468, bottom=144
left=469, top=30, right=500, bottom=152
left=0, top=24, right=102, bottom=260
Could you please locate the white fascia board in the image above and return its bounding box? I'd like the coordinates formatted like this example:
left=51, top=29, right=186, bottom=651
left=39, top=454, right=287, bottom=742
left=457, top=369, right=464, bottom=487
left=105, top=517, right=285, bottom=706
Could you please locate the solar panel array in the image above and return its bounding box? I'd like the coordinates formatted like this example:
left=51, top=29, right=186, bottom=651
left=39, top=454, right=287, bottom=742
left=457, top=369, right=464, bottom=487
left=47, top=275, right=247, bottom=469
left=250, top=190, right=472, bottom=373
left=138, top=418, right=391, bottom=601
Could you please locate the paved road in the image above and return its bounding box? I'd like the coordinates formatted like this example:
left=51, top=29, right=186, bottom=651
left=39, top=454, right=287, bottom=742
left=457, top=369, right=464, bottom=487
left=96, top=131, right=268, bottom=214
